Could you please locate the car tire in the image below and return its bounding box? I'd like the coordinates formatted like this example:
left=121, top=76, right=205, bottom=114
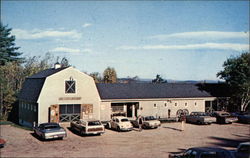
left=80, top=130, right=84, bottom=136
left=106, top=123, right=111, bottom=129
left=117, top=126, right=121, bottom=132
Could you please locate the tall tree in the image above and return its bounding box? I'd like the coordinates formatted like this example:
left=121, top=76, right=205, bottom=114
left=89, top=72, right=102, bottom=83
left=60, top=57, right=70, bottom=67
left=152, top=74, right=167, bottom=83
left=217, top=52, right=250, bottom=111
left=0, top=62, right=21, bottom=120
left=103, top=67, right=117, bottom=83
left=0, top=23, right=23, bottom=65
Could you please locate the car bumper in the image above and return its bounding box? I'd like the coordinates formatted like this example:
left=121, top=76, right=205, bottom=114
left=85, top=131, right=105, bottom=135
left=44, top=133, right=67, bottom=139
left=120, top=127, right=133, bottom=131
left=146, top=124, right=161, bottom=128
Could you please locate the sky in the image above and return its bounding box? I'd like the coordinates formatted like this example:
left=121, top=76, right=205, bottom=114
left=2, top=1, right=249, bottom=80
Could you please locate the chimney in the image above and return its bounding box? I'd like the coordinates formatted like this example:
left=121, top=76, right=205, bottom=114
left=54, top=62, right=61, bottom=69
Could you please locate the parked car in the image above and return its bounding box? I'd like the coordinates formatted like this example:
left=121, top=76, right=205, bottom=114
left=237, top=113, right=250, bottom=124
left=212, top=111, right=238, bottom=124
left=34, top=123, right=67, bottom=140
left=186, top=112, right=216, bottom=125
left=0, top=138, right=6, bottom=148
left=70, top=119, right=105, bottom=135
left=131, top=116, right=161, bottom=129
left=106, top=116, right=133, bottom=132
left=169, top=147, right=234, bottom=158
left=234, top=142, right=250, bottom=158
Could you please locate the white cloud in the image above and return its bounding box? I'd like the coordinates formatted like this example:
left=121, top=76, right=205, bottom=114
left=50, top=47, right=81, bottom=54
left=118, top=43, right=249, bottom=51
left=82, top=23, right=92, bottom=28
left=12, top=28, right=81, bottom=40
left=82, top=48, right=92, bottom=53
left=149, top=31, right=249, bottom=40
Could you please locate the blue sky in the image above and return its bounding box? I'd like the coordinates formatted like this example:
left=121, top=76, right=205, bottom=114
left=2, top=1, right=249, bottom=80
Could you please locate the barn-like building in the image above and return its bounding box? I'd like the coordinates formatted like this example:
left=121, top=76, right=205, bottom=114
left=18, top=65, right=229, bottom=127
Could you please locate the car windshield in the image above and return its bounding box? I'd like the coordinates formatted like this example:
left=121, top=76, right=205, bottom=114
left=44, top=125, right=60, bottom=129
left=121, top=118, right=129, bottom=122
left=88, top=121, right=101, bottom=126
left=145, top=116, right=156, bottom=120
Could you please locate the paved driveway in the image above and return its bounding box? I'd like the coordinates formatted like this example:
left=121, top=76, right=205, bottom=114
left=0, top=122, right=249, bottom=157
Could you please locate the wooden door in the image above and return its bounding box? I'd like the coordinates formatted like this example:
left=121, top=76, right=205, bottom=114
left=50, top=104, right=59, bottom=123
left=81, top=104, right=93, bottom=119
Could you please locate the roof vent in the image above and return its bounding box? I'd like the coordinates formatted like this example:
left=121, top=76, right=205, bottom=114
left=54, top=62, right=61, bottom=69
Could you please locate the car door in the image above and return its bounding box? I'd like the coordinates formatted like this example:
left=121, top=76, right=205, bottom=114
left=111, top=118, right=116, bottom=129
left=114, top=118, right=119, bottom=129
left=36, top=125, right=44, bottom=136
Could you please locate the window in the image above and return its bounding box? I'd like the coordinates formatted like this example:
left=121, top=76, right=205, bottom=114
left=195, top=102, right=197, bottom=106
left=65, top=80, right=75, bottom=93
left=59, top=104, right=80, bottom=114
left=164, top=103, right=167, bottom=107
left=175, top=103, right=178, bottom=106
left=154, top=104, right=157, bottom=108
left=34, top=106, right=37, bottom=112
left=185, top=103, right=188, bottom=106
left=31, top=104, right=33, bottom=111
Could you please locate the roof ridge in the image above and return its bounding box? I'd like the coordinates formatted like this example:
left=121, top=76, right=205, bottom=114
left=28, top=66, right=70, bottom=79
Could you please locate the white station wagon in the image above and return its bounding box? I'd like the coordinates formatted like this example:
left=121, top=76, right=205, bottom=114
left=70, top=119, right=105, bottom=135
left=107, top=116, right=133, bottom=132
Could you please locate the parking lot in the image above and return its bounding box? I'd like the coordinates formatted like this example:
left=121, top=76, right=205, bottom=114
left=0, top=122, right=249, bottom=157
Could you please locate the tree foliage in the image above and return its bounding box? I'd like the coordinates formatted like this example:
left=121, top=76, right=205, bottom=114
left=89, top=72, right=102, bottom=83
left=152, top=74, right=167, bottom=83
left=0, top=23, right=23, bottom=65
left=0, top=52, right=69, bottom=120
left=217, top=52, right=250, bottom=111
left=103, top=67, right=117, bottom=83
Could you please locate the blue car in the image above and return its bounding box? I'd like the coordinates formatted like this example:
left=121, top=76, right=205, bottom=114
left=34, top=123, right=67, bottom=140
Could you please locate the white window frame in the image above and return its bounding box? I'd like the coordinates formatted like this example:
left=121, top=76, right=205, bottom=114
left=64, top=78, right=77, bottom=94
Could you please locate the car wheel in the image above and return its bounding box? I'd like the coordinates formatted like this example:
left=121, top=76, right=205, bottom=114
left=80, top=130, right=84, bottom=136
left=117, top=126, right=121, bottom=132
left=106, top=123, right=111, bottom=129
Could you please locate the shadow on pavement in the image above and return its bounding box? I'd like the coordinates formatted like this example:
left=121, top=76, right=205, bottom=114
left=208, top=136, right=249, bottom=148
left=163, top=126, right=182, bottom=132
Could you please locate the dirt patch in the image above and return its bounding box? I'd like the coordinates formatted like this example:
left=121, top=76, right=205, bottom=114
left=0, top=122, right=249, bottom=157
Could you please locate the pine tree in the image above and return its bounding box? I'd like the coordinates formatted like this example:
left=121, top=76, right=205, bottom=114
left=0, top=23, right=23, bottom=65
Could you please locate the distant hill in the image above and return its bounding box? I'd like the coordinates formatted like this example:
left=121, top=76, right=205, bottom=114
left=118, top=78, right=223, bottom=84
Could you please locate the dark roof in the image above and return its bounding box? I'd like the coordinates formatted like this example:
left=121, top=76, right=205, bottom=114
left=19, top=78, right=45, bottom=102
left=28, top=67, right=69, bottom=78
left=19, top=67, right=69, bottom=102
left=96, top=83, right=230, bottom=100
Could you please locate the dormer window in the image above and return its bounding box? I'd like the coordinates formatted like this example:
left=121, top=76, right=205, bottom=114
left=65, top=78, right=75, bottom=93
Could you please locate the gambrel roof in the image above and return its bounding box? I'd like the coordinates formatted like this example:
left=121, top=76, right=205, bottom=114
left=19, top=67, right=69, bottom=102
